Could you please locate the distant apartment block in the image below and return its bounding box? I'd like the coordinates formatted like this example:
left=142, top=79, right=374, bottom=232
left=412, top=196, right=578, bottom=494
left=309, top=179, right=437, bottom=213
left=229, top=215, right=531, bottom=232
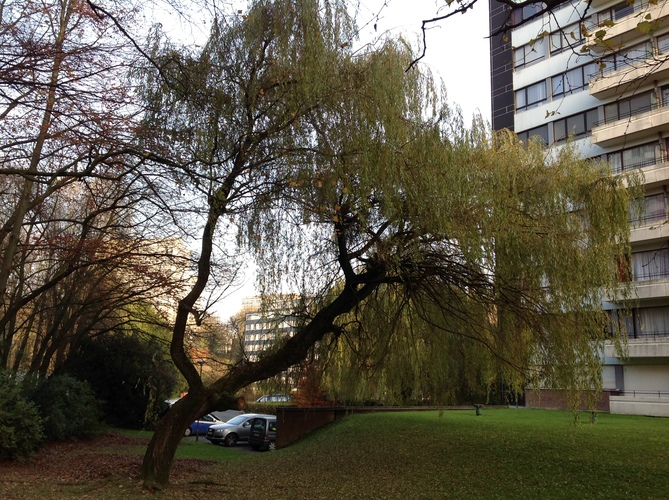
left=242, top=296, right=300, bottom=362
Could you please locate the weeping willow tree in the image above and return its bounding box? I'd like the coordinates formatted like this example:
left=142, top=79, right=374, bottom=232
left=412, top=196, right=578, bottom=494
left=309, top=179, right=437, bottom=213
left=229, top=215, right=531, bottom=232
left=136, top=0, right=639, bottom=489
left=316, top=129, right=642, bottom=409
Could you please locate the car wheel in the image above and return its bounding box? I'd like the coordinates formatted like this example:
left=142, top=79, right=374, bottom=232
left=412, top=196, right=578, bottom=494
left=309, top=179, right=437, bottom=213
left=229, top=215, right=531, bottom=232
left=224, top=434, right=237, bottom=447
left=268, top=441, right=276, bottom=451
left=184, top=427, right=192, bottom=437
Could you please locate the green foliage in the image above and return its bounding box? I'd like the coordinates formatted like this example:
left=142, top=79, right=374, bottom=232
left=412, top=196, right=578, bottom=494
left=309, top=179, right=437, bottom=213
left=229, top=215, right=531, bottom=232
left=59, top=330, right=179, bottom=430
left=29, top=375, right=104, bottom=441
left=0, top=372, right=44, bottom=460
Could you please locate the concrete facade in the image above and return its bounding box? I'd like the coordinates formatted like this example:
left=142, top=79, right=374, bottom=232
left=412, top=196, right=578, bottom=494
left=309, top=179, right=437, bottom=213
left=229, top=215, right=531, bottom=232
left=489, top=0, right=669, bottom=416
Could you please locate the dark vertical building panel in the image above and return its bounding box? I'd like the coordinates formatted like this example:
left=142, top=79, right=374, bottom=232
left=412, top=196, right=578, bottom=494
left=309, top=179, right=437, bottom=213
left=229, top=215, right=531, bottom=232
left=489, top=0, right=514, bottom=131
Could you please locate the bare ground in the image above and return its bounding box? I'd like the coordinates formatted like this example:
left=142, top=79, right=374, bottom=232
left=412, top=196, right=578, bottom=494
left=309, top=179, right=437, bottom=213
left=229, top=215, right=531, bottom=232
left=0, top=433, right=226, bottom=499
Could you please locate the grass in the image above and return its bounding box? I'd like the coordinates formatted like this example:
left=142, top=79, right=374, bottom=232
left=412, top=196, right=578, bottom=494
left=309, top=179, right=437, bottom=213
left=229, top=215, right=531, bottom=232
left=1, top=409, right=667, bottom=499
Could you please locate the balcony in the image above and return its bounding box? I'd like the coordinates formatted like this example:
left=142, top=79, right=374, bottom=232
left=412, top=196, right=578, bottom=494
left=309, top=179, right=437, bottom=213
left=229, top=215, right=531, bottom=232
left=638, top=161, right=669, bottom=189
left=630, top=220, right=669, bottom=245
left=589, top=58, right=669, bottom=99
left=592, top=103, right=669, bottom=147
left=588, top=2, right=669, bottom=54
left=605, top=337, right=669, bottom=358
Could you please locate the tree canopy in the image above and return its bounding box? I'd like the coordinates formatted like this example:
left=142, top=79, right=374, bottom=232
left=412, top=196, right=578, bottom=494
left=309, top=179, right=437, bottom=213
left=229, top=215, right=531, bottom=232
left=133, top=0, right=639, bottom=487
left=0, top=0, right=643, bottom=490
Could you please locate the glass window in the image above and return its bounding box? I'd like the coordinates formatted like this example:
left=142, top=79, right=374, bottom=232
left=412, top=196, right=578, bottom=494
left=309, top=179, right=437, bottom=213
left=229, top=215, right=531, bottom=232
left=663, top=85, right=669, bottom=106
left=638, top=306, right=669, bottom=338
left=516, top=81, right=547, bottom=111
left=514, top=47, right=525, bottom=68
left=554, top=119, right=566, bottom=143
left=631, top=249, right=669, bottom=281
left=525, top=37, right=547, bottom=65
left=518, top=124, right=549, bottom=144
left=552, top=74, right=564, bottom=96
left=586, top=109, right=598, bottom=131
left=614, top=1, right=635, bottom=20
left=567, top=114, right=585, bottom=136
left=552, top=109, right=598, bottom=144
left=565, top=67, right=584, bottom=92
left=515, top=38, right=547, bottom=69
left=658, top=34, right=669, bottom=55
left=526, top=81, right=547, bottom=106
left=516, top=89, right=527, bottom=110
left=550, top=23, right=583, bottom=54
left=621, top=143, right=658, bottom=170
left=630, top=193, right=666, bottom=225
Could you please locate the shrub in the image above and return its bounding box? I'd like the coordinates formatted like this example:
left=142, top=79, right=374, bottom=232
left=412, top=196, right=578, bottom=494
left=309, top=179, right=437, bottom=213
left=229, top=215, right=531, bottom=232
left=0, top=372, right=44, bottom=460
left=29, top=375, right=104, bottom=441
left=59, top=332, right=179, bottom=430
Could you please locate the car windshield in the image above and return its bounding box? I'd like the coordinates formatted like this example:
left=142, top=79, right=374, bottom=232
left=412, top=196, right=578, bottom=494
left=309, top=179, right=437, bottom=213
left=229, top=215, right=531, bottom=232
left=226, top=415, right=251, bottom=425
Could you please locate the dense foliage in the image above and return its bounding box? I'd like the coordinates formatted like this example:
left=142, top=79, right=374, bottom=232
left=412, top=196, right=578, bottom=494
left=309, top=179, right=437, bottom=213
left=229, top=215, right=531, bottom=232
left=59, top=331, right=179, bottom=430
left=28, top=375, right=105, bottom=441
left=0, top=372, right=44, bottom=460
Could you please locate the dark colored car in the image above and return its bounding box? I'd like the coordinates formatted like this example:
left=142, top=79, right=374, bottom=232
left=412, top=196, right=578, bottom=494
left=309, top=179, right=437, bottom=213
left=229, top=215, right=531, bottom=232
left=185, top=413, right=224, bottom=437
left=206, top=413, right=274, bottom=447
left=249, top=415, right=277, bottom=451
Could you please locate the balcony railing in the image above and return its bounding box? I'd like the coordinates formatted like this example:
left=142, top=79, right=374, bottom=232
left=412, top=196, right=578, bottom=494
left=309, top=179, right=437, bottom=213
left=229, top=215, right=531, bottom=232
left=594, top=101, right=661, bottom=127
left=629, top=211, right=667, bottom=226
left=610, top=155, right=662, bottom=175
left=612, top=390, right=669, bottom=398
left=628, top=330, right=669, bottom=340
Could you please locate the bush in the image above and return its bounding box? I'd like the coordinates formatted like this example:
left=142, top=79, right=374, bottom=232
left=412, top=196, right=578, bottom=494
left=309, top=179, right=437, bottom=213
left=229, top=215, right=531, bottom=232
left=59, top=332, right=179, bottom=430
left=29, top=375, right=104, bottom=441
left=0, top=372, right=44, bottom=460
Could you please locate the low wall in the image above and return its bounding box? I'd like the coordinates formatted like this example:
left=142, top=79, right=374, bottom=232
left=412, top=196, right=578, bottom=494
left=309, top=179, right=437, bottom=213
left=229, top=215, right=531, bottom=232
left=275, top=406, right=479, bottom=449
left=524, top=389, right=612, bottom=412
left=609, top=396, right=669, bottom=417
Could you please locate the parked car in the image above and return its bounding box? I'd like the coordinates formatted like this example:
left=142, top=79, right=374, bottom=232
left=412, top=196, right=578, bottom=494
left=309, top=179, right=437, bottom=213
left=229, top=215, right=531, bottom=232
left=185, top=413, right=224, bottom=437
left=249, top=415, right=277, bottom=451
left=206, top=413, right=274, bottom=447
left=255, top=394, right=292, bottom=403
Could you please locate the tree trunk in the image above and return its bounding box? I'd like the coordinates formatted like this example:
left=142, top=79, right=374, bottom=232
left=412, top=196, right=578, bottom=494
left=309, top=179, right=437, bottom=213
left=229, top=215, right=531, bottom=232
left=140, top=392, right=208, bottom=490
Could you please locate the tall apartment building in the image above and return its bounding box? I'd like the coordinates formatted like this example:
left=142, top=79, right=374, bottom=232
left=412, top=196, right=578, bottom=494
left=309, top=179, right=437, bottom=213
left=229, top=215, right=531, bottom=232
left=242, top=295, right=300, bottom=362
left=489, top=0, right=669, bottom=416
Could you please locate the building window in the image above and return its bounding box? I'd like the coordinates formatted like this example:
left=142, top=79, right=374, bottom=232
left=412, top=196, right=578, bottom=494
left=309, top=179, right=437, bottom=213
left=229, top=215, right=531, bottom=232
left=516, top=81, right=547, bottom=111
left=513, top=2, right=547, bottom=24
left=658, top=33, right=669, bottom=55
left=600, top=41, right=653, bottom=75
left=517, top=124, right=549, bottom=144
left=630, top=193, right=666, bottom=226
left=603, top=90, right=656, bottom=123
left=631, top=248, right=669, bottom=281
left=598, top=0, right=646, bottom=24
left=550, top=23, right=584, bottom=54
left=610, top=305, right=669, bottom=340
left=607, top=142, right=660, bottom=173
left=514, top=37, right=547, bottom=68
left=552, top=62, right=598, bottom=97
left=552, top=109, right=597, bottom=143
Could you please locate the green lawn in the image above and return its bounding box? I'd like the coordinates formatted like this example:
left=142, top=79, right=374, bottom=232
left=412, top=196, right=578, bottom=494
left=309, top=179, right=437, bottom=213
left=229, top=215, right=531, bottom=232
left=2, top=409, right=667, bottom=499
left=230, top=409, right=668, bottom=499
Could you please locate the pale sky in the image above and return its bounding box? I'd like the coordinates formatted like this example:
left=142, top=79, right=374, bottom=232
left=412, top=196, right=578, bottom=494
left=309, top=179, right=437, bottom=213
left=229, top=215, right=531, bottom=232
left=355, top=0, right=492, bottom=124
left=209, top=0, right=493, bottom=320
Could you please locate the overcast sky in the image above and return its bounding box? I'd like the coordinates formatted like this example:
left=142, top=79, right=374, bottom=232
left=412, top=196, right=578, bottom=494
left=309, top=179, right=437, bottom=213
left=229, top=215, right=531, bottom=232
left=355, top=0, right=492, bottom=124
